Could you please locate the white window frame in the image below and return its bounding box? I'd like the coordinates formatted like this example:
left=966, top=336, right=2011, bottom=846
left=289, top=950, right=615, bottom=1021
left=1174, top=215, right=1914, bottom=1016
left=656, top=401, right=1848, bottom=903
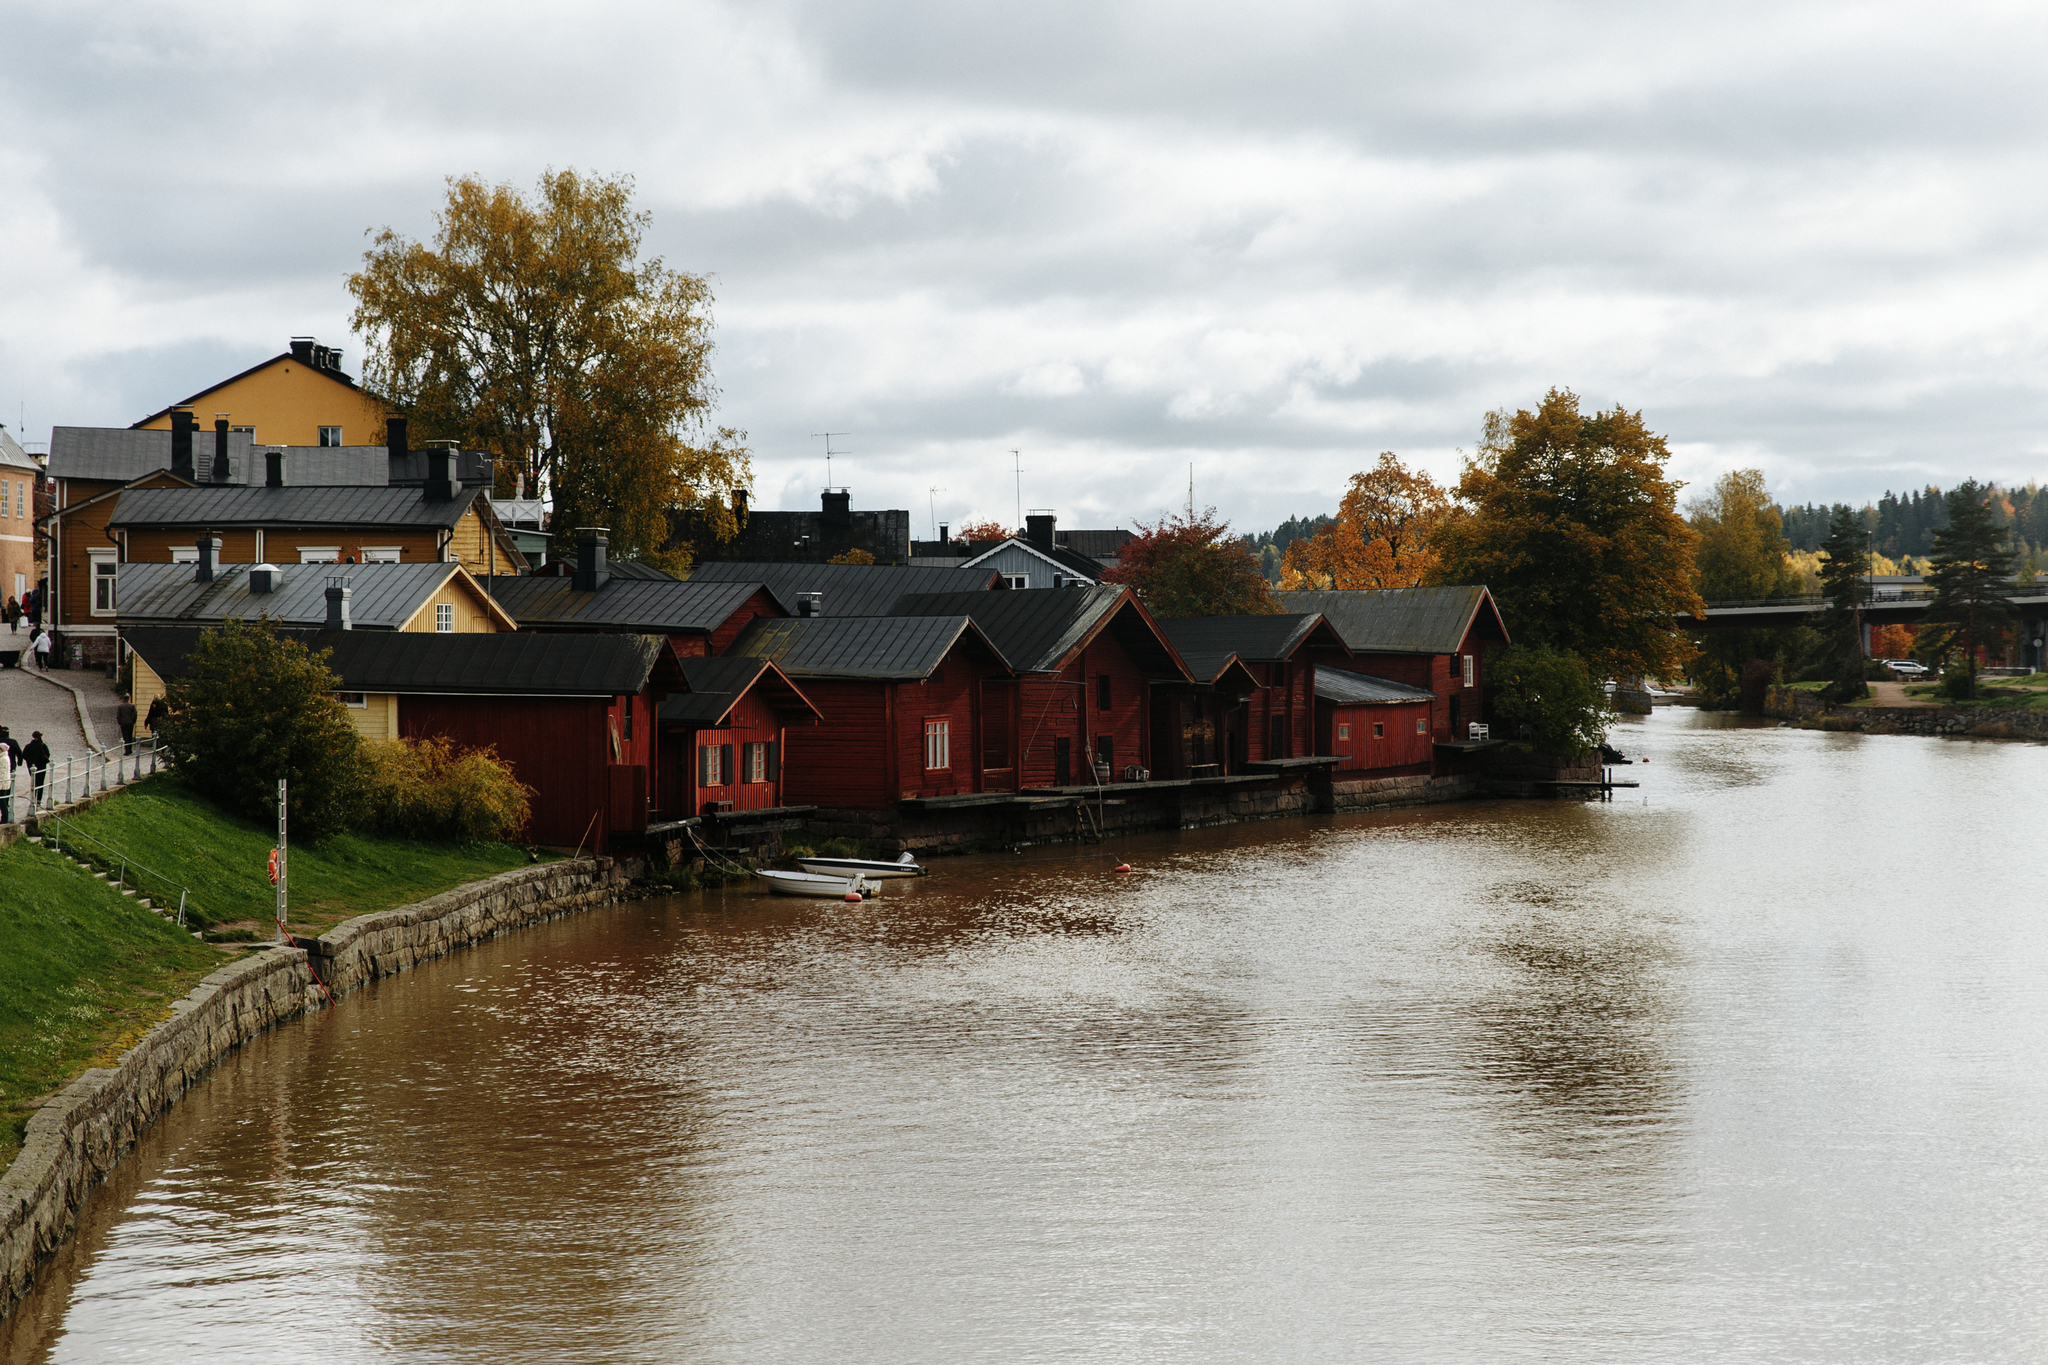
left=746, top=742, right=768, bottom=784
left=1415, top=718, right=1427, bottom=735
left=318, top=426, right=342, bottom=447
left=1338, top=723, right=1350, bottom=740
left=89, top=550, right=118, bottom=616
left=435, top=602, right=454, bottom=633
left=1, top=481, right=8, bottom=519
left=361, top=546, right=401, bottom=563
left=298, top=547, right=341, bottom=564
left=1462, top=654, right=1474, bottom=688
left=924, top=718, right=951, bottom=770
left=334, top=692, right=367, bottom=709
left=15, top=479, right=23, bottom=519
left=1003, top=573, right=1029, bottom=590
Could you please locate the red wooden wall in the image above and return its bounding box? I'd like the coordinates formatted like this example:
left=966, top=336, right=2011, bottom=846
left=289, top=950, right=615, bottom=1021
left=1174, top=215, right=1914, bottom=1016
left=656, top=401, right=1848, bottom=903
left=398, top=694, right=611, bottom=850
left=667, top=687, right=788, bottom=816
left=710, top=588, right=784, bottom=655
left=1015, top=634, right=1151, bottom=787
left=1319, top=699, right=1433, bottom=774
left=777, top=679, right=893, bottom=808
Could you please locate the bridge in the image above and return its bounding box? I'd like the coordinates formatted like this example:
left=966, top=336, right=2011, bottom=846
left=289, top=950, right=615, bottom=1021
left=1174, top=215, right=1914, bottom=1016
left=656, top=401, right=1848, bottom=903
left=1685, top=587, right=2048, bottom=671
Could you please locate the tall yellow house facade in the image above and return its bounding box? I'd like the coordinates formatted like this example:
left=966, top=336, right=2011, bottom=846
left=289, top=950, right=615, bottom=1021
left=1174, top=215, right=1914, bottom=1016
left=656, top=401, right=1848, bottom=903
left=133, top=339, right=387, bottom=447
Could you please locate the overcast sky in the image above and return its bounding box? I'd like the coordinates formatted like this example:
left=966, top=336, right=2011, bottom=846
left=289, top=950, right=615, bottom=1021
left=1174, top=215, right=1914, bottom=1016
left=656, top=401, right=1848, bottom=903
left=3, top=0, right=2045, bottom=535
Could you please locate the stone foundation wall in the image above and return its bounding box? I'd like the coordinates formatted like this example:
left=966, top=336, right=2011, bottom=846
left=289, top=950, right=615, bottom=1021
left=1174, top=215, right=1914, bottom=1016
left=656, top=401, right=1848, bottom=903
left=1, top=855, right=637, bottom=1319
left=1330, top=773, right=1474, bottom=811
left=1766, top=687, right=2048, bottom=738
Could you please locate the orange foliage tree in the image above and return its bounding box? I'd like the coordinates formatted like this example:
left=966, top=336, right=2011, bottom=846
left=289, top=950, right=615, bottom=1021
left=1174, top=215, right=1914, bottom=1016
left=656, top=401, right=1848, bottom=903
left=956, top=519, right=1011, bottom=543
left=1104, top=508, right=1278, bottom=617
left=1281, top=452, right=1451, bottom=589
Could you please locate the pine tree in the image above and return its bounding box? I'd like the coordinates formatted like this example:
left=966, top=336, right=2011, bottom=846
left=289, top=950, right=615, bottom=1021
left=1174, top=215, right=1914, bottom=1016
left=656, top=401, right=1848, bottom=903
left=1923, top=480, right=2017, bottom=698
left=1816, top=506, right=1870, bottom=702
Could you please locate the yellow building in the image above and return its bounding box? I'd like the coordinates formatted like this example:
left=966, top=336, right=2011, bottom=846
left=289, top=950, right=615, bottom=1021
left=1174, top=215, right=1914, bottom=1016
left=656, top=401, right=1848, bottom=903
left=132, top=338, right=388, bottom=448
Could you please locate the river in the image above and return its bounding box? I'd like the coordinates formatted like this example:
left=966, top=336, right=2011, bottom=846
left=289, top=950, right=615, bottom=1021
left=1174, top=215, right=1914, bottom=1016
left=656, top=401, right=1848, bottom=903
left=5, top=708, right=2047, bottom=1363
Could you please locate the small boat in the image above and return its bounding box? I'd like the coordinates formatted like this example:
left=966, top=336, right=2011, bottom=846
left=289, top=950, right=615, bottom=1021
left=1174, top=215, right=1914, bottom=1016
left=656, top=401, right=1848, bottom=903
left=795, top=851, right=926, bottom=880
left=757, top=869, right=870, bottom=899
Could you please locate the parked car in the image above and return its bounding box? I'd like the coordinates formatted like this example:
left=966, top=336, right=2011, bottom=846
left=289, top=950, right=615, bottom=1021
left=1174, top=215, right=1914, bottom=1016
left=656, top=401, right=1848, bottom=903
left=1888, top=659, right=1930, bottom=677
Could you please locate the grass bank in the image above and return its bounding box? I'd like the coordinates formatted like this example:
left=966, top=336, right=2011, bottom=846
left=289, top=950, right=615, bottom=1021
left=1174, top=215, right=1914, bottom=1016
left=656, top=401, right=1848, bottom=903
left=3, top=776, right=539, bottom=1166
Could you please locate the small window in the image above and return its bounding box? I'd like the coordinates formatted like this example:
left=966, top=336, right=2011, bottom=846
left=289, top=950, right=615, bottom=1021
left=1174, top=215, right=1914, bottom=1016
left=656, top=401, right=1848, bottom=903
left=746, top=742, right=769, bottom=784
left=1372, top=722, right=1384, bottom=739
left=1462, top=654, right=1474, bottom=688
left=318, top=426, right=342, bottom=447
left=91, top=554, right=117, bottom=615
left=14, top=479, right=22, bottom=519
left=1003, top=573, right=1029, bottom=590
left=925, top=718, right=951, bottom=770
left=1096, top=674, right=1112, bottom=711
left=299, top=547, right=341, bottom=563
left=361, top=546, right=401, bottom=563
left=334, top=692, right=367, bottom=709
left=436, top=602, right=454, bottom=633
left=1, top=481, right=8, bottom=518
left=698, top=744, right=730, bottom=787
left=1416, top=718, right=1427, bottom=734
left=231, top=426, right=255, bottom=436
left=1338, top=724, right=1350, bottom=740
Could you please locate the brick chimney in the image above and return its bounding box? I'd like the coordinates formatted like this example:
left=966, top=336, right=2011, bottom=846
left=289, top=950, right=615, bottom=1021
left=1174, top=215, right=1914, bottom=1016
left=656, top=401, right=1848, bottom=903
left=170, top=410, right=196, bottom=481
left=573, top=528, right=610, bottom=592
left=194, top=533, right=219, bottom=584
left=265, top=450, right=284, bottom=487
left=1026, top=511, right=1055, bottom=550
left=424, top=447, right=455, bottom=502
left=212, top=418, right=232, bottom=483
left=325, top=578, right=351, bottom=630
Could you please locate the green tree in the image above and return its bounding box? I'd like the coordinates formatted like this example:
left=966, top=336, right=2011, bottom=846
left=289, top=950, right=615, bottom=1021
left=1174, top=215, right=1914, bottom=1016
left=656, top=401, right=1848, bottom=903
left=1431, top=390, right=1703, bottom=681
left=1922, top=479, right=2017, bottom=698
left=1103, top=507, right=1278, bottom=617
left=1485, top=644, right=1612, bottom=758
left=1815, top=506, right=1871, bottom=703
left=157, top=620, right=365, bottom=838
left=348, top=169, right=750, bottom=571
left=1687, top=468, right=1804, bottom=705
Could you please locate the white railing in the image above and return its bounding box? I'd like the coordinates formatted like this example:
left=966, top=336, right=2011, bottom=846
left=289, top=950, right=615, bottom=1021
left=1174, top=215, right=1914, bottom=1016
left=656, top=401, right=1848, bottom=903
left=8, top=735, right=170, bottom=820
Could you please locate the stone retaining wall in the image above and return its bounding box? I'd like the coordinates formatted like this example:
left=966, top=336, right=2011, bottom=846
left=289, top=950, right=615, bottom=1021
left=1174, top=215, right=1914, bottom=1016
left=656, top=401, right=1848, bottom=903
left=1, top=855, right=637, bottom=1318
left=1766, top=687, right=2048, bottom=738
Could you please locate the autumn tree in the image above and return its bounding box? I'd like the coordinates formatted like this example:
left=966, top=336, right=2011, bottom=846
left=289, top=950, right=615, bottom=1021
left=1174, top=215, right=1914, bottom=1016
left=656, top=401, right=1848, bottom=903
left=1104, top=508, right=1278, bottom=617
left=348, top=170, right=750, bottom=571
left=1431, top=390, right=1703, bottom=681
left=1922, top=480, right=2017, bottom=697
left=955, top=519, right=1011, bottom=543
left=1281, top=452, right=1451, bottom=589
left=1687, top=468, right=1804, bottom=705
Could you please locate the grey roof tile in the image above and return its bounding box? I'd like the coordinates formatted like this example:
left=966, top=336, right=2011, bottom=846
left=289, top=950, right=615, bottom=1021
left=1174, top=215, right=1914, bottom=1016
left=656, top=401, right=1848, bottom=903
left=1315, top=670, right=1436, bottom=705
left=888, top=585, right=1127, bottom=673
left=49, top=426, right=255, bottom=484
left=728, top=614, right=989, bottom=679
left=684, top=560, right=1002, bottom=616
left=1159, top=614, right=1332, bottom=679
left=1275, top=587, right=1507, bottom=655
left=483, top=576, right=773, bottom=632
left=108, top=484, right=478, bottom=530
left=116, top=561, right=464, bottom=630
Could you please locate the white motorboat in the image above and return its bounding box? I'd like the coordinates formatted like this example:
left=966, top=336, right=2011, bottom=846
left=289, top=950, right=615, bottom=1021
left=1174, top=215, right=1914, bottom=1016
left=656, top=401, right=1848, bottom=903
left=758, top=869, right=870, bottom=899
left=795, top=851, right=926, bottom=880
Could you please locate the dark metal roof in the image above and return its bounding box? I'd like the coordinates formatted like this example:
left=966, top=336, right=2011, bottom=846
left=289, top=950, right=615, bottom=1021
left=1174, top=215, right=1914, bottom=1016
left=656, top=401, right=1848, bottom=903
left=524, top=557, right=674, bottom=581
left=961, top=537, right=1105, bottom=580
left=1055, top=528, right=1133, bottom=560
left=888, top=585, right=1130, bottom=673
left=482, top=575, right=774, bottom=632
left=684, top=560, right=1003, bottom=616
left=262, top=447, right=389, bottom=486
left=48, top=426, right=256, bottom=484
left=1159, top=614, right=1336, bottom=679
left=1315, top=669, right=1435, bottom=705
left=661, top=656, right=821, bottom=726
left=1275, top=587, right=1509, bottom=655
left=728, top=614, right=995, bottom=680
left=123, top=626, right=671, bottom=697
left=108, top=484, right=480, bottom=530
left=116, top=561, right=477, bottom=630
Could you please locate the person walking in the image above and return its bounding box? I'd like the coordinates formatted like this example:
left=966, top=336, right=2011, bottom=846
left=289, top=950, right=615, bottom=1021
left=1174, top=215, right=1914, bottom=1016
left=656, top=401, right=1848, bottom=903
left=116, top=697, right=137, bottom=754
left=0, top=737, right=12, bottom=824
left=145, top=695, right=169, bottom=738
left=23, top=730, right=49, bottom=812
left=4, top=595, right=17, bottom=632
left=32, top=627, right=51, bottom=670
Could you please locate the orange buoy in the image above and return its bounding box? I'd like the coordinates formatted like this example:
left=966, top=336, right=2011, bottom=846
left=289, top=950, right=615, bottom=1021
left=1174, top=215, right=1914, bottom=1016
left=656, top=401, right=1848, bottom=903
left=843, top=892, right=863, bottom=902
left=1114, top=863, right=1132, bottom=874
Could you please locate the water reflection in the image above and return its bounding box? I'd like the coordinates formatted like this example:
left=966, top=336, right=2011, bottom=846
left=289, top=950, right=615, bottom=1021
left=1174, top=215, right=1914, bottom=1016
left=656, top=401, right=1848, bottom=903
left=9, top=709, right=2048, bottom=1363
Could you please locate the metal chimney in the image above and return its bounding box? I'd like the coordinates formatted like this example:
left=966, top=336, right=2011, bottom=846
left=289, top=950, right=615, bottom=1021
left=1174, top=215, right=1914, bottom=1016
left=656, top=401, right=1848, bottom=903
left=325, top=578, right=352, bottom=630
left=212, top=418, right=232, bottom=483
left=194, top=533, right=219, bottom=584
left=249, top=563, right=281, bottom=594
left=170, top=410, right=196, bottom=480
left=1026, top=511, right=1055, bottom=551
left=265, top=450, right=284, bottom=487
left=797, top=591, right=824, bottom=618
left=821, top=489, right=851, bottom=528
left=573, top=528, right=610, bottom=592
left=424, top=447, right=455, bottom=502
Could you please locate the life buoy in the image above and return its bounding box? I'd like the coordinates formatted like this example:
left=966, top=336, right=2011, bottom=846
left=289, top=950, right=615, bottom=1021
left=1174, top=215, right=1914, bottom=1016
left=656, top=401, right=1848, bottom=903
left=267, top=849, right=280, bottom=886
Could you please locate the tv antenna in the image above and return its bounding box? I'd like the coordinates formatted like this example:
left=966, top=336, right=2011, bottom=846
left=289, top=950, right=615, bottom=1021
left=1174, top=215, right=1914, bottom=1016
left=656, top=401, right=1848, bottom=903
left=929, top=486, right=946, bottom=541
left=811, top=431, right=850, bottom=489
left=1011, top=450, right=1023, bottom=532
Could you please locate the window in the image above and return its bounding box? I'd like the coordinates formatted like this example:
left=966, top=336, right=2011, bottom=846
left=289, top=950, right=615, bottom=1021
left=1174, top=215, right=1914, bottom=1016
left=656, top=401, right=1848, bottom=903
left=318, top=426, right=342, bottom=447
left=15, top=479, right=23, bottom=518
left=299, top=547, right=341, bottom=563
left=435, top=602, right=454, bottom=633
left=1338, top=724, right=1351, bottom=740
left=698, top=744, right=731, bottom=787
left=170, top=547, right=199, bottom=564
left=1, top=481, right=8, bottom=518
left=1415, top=718, right=1427, bottom=735
left=1462, top=654, right=1474, bottom=688
left=231, top=426, right=255, bottom=436
left=334, top=692, right=367, bottom=709
left=90, top=552, right=117, bottom=615
left=1002, top=573, right=1029, bottom=589
left=1096, top=674, right=1112, bottom=711
left=361, top=546, right=401, bottom=563
left=745, top=742, right=771, bottom=784
left=1372, top=722, right=1384, bottom=739
left=924, top=718, right=951, bottom=770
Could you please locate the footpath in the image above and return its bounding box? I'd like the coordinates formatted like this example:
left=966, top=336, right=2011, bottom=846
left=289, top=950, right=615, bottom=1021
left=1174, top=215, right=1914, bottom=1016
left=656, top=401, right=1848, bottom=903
left=0, top=664, right=125, bottom=765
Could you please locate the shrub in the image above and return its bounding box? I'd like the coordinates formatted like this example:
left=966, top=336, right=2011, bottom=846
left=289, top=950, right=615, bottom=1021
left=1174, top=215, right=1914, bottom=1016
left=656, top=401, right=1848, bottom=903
left=1940, top=668, right=1976, bottom=701
left=158, top=618, right=365, bottom=839
left=358, top=736, right=533, bottom=843
left=1486, top=645, right=1612, bottom=758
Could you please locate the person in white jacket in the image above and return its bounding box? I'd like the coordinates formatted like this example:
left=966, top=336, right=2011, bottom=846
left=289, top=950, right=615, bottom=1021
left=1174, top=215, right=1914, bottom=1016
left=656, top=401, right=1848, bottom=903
left=32, top=628, right=51, bottom=670
left=0, top=739, right=13, bottom=824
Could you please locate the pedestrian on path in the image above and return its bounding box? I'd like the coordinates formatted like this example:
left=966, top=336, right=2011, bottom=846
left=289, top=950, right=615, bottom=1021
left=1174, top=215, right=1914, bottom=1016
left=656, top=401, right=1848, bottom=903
left=32, top=627, right=51, bottom=670
left=145, top=695, right=168, bottom=736
left=4, top=596, right=17, bottom=632
left=0, top=738, right=12, bottom=824
left=23, top=730, right=49, bottom=811
left=117, top=697, right=137, bottom=754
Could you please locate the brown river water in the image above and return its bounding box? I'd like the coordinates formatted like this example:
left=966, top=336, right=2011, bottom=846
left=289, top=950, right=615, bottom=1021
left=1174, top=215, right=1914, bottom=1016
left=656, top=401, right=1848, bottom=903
left=6, top=707, right=2048, bottom=1363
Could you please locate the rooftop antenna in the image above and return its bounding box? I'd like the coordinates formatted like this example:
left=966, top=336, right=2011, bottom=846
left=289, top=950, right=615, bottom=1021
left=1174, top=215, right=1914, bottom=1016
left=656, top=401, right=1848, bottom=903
left=1011, top=450, right=1023, bottom=533
left=811, top=431, right=849, bottom=490
left=929, top=486, right=946, bottom=541
left=1188, top=462, right=1194, bottom=521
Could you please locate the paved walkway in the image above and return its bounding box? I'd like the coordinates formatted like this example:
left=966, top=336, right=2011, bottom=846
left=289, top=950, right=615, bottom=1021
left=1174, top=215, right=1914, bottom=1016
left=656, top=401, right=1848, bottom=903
left=1867, top=680, right=1936, bottom=708
left=0, top=663, right=95, bottom=764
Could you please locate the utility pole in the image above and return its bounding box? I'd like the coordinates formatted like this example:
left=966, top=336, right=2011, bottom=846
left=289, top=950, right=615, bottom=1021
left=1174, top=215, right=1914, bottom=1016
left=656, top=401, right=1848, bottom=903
left=810, top=432, right=850, bottom=489
left=1188, top=462, right=1194, bottom=521
left=929, top=486, right=946, bottom=541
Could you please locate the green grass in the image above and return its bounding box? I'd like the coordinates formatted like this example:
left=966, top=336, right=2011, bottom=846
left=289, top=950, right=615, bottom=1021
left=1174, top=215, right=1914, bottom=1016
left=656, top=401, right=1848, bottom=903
left=0, top=837, right=222, bottom=1166
left=1899, top=682, right=2048, bottom=709
left=48, top=776, right=538, bottom=937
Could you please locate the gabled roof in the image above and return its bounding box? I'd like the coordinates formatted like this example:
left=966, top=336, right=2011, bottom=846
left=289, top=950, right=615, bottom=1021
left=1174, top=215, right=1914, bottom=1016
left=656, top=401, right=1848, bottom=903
left=263, top=447, right=390, bottom=486
left=888, top=584, right=1191, bottom=680
left=1055, top=528, right=1133, bottom=560
left=132, top=349, right=365, bottom=430
left=48, top=426, right=256, bottom=484
left=683, top=560, right=1005, bottom=616
left=124, top=626, right=674, bottom=698
left=0, top=427, right=37, bottom=471
left=483, top=575, right=777, bottom=633
left=1315, top=670, right=1436, bottom=706
left=660, top=656, right=821, bottom=727
left=727, top=614, right=1003, bottom=681
left=1158, top=614, right=1345, bottom=680
left=116, top=561, right=514, bottom=632
left=108, top=484, right=480, bottom=531
left=960, top=536, right=1104, bottom=580
left=1275, top=586, right=1510, bottom=655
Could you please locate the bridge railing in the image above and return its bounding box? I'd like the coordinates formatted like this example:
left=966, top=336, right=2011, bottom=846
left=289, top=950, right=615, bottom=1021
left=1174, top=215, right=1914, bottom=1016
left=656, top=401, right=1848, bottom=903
left=1702, top=589, right=1941, bottom=611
